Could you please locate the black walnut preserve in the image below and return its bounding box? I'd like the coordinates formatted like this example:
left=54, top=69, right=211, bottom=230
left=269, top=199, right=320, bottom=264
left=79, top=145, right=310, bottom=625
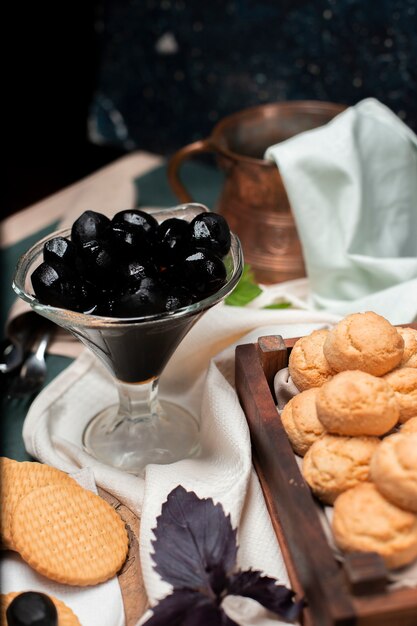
left=31, top=209, right=231, bottom=383
left=6, top=592, right=57, bottom=626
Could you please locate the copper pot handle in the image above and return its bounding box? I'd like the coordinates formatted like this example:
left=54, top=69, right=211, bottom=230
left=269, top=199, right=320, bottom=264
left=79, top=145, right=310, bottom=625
left=167, top=138, right=214, bottom=202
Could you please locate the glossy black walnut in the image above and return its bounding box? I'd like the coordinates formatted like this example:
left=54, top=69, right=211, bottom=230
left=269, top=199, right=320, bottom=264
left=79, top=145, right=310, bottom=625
left=112, top=209, right=159, bottom=232
left=92, top=286, right=120, bottom=317
left=190, top=213, right=231, bottom=257
left=77, top=241, right=118, bottom=286
left=111, top=210, right=158, bottom=257
left=173, top=249, right=227, bottom=297
left=161, top=285, right=194, bottom=312
left=31, top=262, right=95, bottom=312
left=71, top=210, right=111, bottom=248
left=43, top=237, right=76, bottom=269
left=6, top=591, right=58, bottom=626
left=119, top=259, right=158, bottom=288
left=155, top=218, right=192, bottom=265
left=111, top=277, right=166, bottom=317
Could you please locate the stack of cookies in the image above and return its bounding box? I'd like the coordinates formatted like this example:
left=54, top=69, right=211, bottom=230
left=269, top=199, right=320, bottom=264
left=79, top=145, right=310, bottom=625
left=280, top=311, right=417, bottom=570
left=0, top=457, right=130, bottom=624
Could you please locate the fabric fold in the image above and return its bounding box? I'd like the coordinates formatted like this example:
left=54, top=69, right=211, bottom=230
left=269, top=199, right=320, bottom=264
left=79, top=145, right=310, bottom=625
left=265, top=98, right=417, bottom=323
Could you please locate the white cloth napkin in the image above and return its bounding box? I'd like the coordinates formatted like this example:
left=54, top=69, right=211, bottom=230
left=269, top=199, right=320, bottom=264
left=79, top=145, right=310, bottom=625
left=0, top=469, right=125, bottom=626
left=265, top=98, right=417, bottom=324
left=21, top=301, right=340, bottom=625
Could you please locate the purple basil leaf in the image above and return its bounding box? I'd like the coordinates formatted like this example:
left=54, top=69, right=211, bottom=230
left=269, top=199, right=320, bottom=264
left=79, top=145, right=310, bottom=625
left=151, top=485, right=238, bottom=591
left=207, top=563, right=229, bottom=597
left=181, top=602, right=240, bottom=626
left=144, top=589, right=239, bottom=626
left=228, top=569, right=303, bottom=622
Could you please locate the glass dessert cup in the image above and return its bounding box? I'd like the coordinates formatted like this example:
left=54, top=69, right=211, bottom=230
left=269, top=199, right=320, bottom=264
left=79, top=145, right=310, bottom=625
left=13, top=204, right=243, bottom=474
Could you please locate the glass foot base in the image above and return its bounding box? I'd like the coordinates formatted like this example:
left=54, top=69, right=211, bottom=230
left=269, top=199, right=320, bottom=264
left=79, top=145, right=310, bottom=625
left=82, top=400, right=200, bottom=474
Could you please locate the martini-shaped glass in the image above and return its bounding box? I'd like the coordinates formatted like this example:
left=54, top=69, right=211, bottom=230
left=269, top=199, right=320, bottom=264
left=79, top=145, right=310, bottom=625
left=13, top=204, right=243, bottom=474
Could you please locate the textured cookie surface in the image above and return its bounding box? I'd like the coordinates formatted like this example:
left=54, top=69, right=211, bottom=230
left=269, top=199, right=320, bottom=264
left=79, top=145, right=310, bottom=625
left=288, top=329, right=335, bottom=391
left=332, top=482, right=417, bottom=569
left=1, top=591, right=81, bottom=626
left=370, top=433, right=417, bottom=513
left=316, top=370, right=399, bottom=436
left=398, top=327, right=417, bottom=368
left=402, top=416, right=417, bottom=434
left=280, top=388, right=325, bottom=456
left=302, top=434, right=380, bottom=504
left=383, top=367, right=417, bottom=424
left=11, top=484, right=129, bottom=586
left=323, top=311, right=404, bottom=376
left=0, top=457, right=76, bottom=550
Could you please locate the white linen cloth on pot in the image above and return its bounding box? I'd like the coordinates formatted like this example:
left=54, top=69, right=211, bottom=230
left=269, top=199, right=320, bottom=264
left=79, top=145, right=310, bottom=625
left=20, top=302, right=340, bottom=626
left=265, top=98, right=417, bottom=324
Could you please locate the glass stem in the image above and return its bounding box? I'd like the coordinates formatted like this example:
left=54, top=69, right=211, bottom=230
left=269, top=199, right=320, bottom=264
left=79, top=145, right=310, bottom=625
left=117, top=377, right=161, bottom=422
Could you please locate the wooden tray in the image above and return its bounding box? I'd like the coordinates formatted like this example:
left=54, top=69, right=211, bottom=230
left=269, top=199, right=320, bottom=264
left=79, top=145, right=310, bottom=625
left=99, top=489, right=148, bottom=626
left=235, top=332, right=417, bottom=626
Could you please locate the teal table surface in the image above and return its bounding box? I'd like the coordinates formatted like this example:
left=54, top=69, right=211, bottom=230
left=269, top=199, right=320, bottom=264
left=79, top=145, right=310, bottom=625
left=0, top=160, right=223, bottom=462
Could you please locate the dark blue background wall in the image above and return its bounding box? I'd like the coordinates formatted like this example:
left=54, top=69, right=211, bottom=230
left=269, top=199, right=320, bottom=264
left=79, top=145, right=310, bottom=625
left=91, top=0, right=417, bottom=153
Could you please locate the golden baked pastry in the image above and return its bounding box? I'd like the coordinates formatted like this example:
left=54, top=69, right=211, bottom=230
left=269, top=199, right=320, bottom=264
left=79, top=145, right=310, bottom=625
left=332, top=482, right=417, bottom=569
left=401, top=416, right=417, bottom=434
left=383, top=367, right=417, bottom=424
left=316, top=370, right=399, bottom=436
left=370, top=432, right=417, bottom=513
left=323, top=311, right=404, bottom=376
left=288, top=329, right=335, bottom=391
left=397, top=327, right=417, bottom=369
left=280, top=388, right=325, bottom=456
left=302, top=434, right=380, bottom=504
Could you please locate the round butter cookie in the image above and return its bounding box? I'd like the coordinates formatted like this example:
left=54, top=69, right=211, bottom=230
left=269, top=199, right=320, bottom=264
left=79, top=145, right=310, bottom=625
left=383, top=367, right=417, bottom=424
left=0, top=457, right=76, bottom=551
left=11, top=483, right=129, bottom=586
left=323, top=311, right=404, bottom=376
left=1, top=591, right=81, bottom=626
left=370, top=433, right=417, bottom=513
left=302, top=434, right=380, bottom=504
left=398, top=327, right=417, bottom=369
left=280, top=388, right=325, bottom=456
left=288, top=329, right=335, bottom=392
left=402, top=416, right=417, bottom=434
left=332, top=482, right=417, bottom=569
left=316, top=370, right=399, bottom=436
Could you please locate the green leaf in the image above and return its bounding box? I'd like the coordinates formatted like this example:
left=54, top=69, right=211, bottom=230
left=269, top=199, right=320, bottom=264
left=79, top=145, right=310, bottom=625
left=262, top=302, right=292, bottom=310
left=225, top=264, right=262, bottom=307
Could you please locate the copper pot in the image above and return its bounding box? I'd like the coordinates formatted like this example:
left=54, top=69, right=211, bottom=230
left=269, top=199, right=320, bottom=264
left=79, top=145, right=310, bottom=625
left=168, top=100, right=346, bottom=284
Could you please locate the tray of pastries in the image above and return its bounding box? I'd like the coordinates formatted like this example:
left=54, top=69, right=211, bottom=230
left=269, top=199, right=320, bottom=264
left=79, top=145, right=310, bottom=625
left=235, top=311, right=417, bottom=626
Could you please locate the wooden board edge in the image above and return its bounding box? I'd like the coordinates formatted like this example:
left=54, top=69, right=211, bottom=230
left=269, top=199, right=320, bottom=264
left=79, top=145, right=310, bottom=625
left=235, top=342, right=356, bottom=626
left=98, top=488, right=148, bottom=626
left=354, top=586, right=417, bottom=626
